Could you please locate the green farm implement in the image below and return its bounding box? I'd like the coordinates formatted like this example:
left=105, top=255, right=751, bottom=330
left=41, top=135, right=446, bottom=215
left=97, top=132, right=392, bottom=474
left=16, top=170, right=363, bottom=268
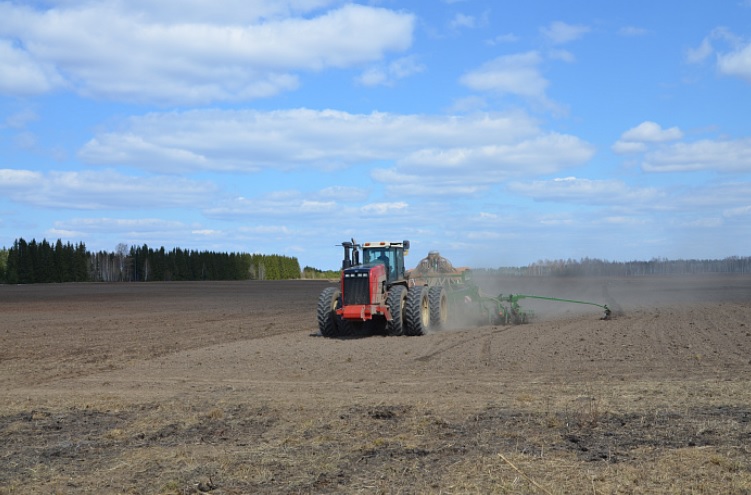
left=408, top=265, right=611, bottom=327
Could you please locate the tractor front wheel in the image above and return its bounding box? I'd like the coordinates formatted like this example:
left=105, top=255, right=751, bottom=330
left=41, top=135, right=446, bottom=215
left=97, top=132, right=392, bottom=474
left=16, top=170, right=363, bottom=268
left=317, top=287, right=346, bottom=338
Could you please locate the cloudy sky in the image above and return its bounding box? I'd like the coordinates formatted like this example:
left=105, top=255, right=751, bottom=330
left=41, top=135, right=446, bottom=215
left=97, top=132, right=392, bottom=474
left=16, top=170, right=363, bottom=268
left=1, top=0, right=750, bottom=269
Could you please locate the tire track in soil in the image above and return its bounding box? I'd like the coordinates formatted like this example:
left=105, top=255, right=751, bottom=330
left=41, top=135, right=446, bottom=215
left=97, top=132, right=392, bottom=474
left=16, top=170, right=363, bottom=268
left=414, top=325, right=515, bottom=364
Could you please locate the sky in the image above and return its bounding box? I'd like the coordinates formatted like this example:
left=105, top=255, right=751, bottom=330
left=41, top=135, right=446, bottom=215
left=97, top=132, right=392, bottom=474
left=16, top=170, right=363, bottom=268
left=1, top=0, right=750, bottom=270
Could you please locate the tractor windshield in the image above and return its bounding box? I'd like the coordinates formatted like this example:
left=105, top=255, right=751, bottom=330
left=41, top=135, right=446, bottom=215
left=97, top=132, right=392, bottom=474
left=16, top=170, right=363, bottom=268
left=363, top=247, right=402, bottom=282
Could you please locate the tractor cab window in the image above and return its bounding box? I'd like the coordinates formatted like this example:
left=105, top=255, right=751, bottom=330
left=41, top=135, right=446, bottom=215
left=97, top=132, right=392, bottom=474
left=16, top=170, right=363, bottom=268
left=364, top=248, right=398, bottom=281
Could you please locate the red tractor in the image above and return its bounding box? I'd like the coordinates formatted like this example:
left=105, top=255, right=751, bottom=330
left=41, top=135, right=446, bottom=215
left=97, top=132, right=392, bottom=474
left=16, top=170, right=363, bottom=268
left=316, top=240, right=447, bottom=337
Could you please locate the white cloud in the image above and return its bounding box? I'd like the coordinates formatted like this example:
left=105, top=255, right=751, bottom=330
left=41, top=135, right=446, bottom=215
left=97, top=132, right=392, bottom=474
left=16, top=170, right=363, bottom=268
left=0, top=168, right=42, bottom=186
left=369, top=167, right=489, bottom=196
left=540, top=21, right=590, bottom=44
left=460, top=51, right=548, bottom=98
left=192, top=229, right=221, bottom=236
left=77, top=107, right=594, bottom=197
left=547, top=49, right=575, bottom=63
left=677, top=182, right=751, bottom=209
left=300, top=200, right=337, bottom=213
left=603, top=216, right=649, bottom=226
left=373, top=134, right=594, bottom=196
left=724, top=205, right=751, bottom=218
left=613, top=122, right=751, bottom=174
left=447, top=95, right=487, bottom=113
left=621, top=121, right=683, bottom=142
left=717, top=42, right=751, bottom=82
left=114, top=0, right=339, bottom=24
left=81, top=133, right=214, bottom=173
left=0, top=168, right=217, bottom=209
left=27, top=1, right=342, bottom=25
left=398, top=134, right=593, bottom=171
left=238, top=225, right=292, bottom=235
left=612, top=141, right=647, bottom=154
left=389, top=56, right=425, bottom=79
left=683, top=217, right=723, bottom=228
left=460, top=51, right=571, bottom=114
left=55, top=217, right=187, bottom=234
left=0, top=2, right=415, bottom=104
left=79, top=108, right=547, bottom=173
left=360, top=202, right=409, bottom=215
left=643, top=139, right=751, bottom=173
left=315, top=186, right=370, bottom=202
left=357, top=55, right=425, bottom=87
left=613, top=121, right=683, bottom=154
left=686, top=37, right=714, bottom=64
left=688, top=28, right=751, bottom=83
left=508, top=177, right=662, bottom=206
left=357, top=67, right=389, bottom=86
left=205, top=190, right=342, bottom=219
left=450, top=13, right=476, bottom=30
left=0, top=40, right=63, bottom=95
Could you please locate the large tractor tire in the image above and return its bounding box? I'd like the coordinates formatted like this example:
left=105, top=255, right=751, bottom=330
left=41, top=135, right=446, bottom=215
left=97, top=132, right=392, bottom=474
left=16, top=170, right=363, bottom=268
left=405, top=285, right=430, bottom=336
left=385, top=285, right=408, bottom=336
left=317, top=287, right=351, bottom=338
left=428, top=286, right=448, bottom=329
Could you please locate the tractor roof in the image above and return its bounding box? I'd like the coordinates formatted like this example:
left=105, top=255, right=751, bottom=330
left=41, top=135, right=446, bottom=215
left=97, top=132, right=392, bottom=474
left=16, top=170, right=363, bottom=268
left=362, top=241, right=406, bottom=249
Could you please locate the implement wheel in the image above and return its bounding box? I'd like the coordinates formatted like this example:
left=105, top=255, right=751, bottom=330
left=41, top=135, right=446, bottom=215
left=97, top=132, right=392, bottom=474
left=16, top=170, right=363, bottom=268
left=405, top=285, right=430, bottom=336
left=386, top=285, right=408, bottom=336
left=428, top=286, right=447, bottom=329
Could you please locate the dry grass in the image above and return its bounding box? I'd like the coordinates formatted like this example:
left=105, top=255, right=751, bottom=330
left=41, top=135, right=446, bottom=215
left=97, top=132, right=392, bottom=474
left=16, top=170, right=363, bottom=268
left=2, top=380, right=749, bottom=494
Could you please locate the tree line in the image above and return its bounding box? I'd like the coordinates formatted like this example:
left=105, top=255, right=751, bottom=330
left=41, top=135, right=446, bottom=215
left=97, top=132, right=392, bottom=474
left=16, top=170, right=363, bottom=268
left=301, top=265, right=341, bottom=280
left=2, top=238, right=749, bottom=284
left=0, top=238, right=301, bottom=284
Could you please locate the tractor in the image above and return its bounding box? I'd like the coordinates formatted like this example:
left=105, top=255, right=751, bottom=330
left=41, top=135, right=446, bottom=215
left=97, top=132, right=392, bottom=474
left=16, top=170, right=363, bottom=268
left=316, top=240, right=447, bottom=338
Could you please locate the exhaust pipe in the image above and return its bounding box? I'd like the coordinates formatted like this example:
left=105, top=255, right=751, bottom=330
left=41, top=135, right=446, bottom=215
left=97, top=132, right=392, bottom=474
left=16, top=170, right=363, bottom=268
left=341, top=241, right=353, bottom=269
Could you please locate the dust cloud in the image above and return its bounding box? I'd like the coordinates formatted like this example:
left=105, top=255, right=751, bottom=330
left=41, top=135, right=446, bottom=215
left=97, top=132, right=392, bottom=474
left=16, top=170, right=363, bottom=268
left=473, top=273, right=751, bottom=322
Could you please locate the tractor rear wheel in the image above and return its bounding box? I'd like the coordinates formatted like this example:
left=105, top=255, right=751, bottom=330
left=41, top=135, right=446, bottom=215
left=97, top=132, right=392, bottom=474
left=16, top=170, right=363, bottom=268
left=317, top=287, right=344, bottom=338
left=405, top=285, right=430, bottom=336
left=385, top=285, right=407, bottom=336
left=428, top=286, right=447, bottom=329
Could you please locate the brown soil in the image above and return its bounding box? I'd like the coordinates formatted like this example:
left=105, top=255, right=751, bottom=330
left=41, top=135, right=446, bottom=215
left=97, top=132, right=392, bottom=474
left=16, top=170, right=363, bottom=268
left=1, top=276, right=750, bottom=494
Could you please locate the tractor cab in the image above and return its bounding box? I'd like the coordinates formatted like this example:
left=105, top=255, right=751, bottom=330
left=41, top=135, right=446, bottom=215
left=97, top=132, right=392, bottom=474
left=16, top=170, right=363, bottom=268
left=362, top=241, right=408, bottom=283
left=340, top=239, right=410, bottom=284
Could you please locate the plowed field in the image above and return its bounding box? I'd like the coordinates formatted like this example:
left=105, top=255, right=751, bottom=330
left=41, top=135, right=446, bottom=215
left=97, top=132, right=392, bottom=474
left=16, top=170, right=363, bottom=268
left=1, top=275, right=750, bottom=494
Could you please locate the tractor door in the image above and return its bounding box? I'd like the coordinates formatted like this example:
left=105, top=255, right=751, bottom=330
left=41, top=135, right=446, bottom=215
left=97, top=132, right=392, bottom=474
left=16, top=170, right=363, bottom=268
left=391, top=246, right=405, bottom=281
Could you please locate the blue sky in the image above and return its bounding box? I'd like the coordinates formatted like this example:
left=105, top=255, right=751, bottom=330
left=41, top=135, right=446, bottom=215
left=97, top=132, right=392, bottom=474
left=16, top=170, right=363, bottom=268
left=1, top=0, right=750, bottom=270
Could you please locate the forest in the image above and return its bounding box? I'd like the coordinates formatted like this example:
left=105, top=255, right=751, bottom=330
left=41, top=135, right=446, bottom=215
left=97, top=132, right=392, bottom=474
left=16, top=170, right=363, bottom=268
left=0, top=238, right=301, bottom=284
